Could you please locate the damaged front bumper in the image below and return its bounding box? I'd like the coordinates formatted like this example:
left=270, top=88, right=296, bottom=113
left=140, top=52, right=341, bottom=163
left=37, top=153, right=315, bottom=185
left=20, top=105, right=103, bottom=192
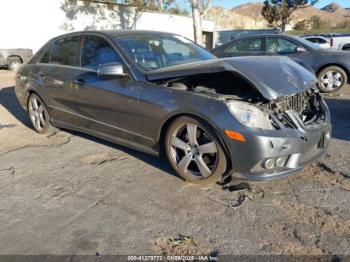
left=223, top=93, right=331, bottom=182
left=227, top=123, right=331, bottom=181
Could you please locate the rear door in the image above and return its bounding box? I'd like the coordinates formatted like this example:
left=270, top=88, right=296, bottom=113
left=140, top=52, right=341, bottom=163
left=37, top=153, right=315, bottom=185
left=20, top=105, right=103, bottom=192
left=41, top=35, right=83, bottom=124
left=219, top=37, right=264, bottom=57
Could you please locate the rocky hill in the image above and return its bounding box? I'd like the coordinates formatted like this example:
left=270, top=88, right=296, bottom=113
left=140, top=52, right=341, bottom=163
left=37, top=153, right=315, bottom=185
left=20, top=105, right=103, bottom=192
left=205, top=2, right=350, bottom=30
left=321, top=3, right=350, bottom=17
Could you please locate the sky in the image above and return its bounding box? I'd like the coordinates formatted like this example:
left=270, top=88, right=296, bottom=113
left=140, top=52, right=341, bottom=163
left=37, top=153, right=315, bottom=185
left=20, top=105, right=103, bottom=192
left=214, top=0, right=350, bottom=9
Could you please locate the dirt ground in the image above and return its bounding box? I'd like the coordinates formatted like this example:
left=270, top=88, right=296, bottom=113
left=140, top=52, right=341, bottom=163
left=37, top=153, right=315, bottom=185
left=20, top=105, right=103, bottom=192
left=1, top=70, right=350, bottom=256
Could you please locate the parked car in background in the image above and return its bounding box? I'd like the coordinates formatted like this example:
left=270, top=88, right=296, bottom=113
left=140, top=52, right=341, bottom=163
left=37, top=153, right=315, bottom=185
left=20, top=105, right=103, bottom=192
left=324, top=34, right=350, bottom=51
left=212, top=34, right=350, bottom=93
left=215, top=29, right=280, bottom=47
left=0, top=49, right=33, bottom=70
left=15, top=30, right=330, bottom=185
left=303, top=36, right=331, bottom=49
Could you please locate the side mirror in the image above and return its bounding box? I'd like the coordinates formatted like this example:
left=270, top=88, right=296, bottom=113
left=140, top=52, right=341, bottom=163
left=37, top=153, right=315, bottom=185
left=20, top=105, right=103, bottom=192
left=97, top=62, right=126, bottom=77
left=295, top=46, right=306, bottom=53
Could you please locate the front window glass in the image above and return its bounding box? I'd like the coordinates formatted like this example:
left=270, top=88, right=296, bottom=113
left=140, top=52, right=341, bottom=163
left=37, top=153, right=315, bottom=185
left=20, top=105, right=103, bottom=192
left=306, top=38, right=318, bottom=43
left=114, top=34, right=215, bottom=71
left=266, top=38, right=298, bottom=53
left=225, top=38, right=262, bottom=53
left=50, top=36, right=81, bottom=66
left=317, top=38, right=327, bottom=44
left=39, top=46, right=51, bottom=64
left=82, top=36, right=122, bottom=70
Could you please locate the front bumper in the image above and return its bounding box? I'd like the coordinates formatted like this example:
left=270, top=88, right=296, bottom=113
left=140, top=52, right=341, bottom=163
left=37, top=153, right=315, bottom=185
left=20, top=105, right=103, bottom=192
left=226, top=123, right=331, bottom=182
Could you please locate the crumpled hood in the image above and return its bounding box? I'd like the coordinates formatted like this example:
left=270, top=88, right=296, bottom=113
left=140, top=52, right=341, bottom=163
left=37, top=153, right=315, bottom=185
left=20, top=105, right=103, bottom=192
left=146, top=56, right=317, bottom=101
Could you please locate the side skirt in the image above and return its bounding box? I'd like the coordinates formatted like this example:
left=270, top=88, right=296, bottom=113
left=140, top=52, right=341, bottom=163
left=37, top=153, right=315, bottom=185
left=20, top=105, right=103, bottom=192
left=51, top=119, right=160, bottom=157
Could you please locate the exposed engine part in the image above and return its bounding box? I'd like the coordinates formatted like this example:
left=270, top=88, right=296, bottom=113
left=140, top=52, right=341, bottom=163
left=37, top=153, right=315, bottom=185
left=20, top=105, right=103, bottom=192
left=164, top=72, right=265, bottom=102
left=169, top=82, right=187, bottom=90
left=165, top=73, right=326, bottom=131
left=263, top=90, right=327, bottom=129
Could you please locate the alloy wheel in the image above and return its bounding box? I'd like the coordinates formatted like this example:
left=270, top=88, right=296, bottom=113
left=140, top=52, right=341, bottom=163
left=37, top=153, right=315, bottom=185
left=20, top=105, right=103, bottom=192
left=28, top=96, right=46, bottom=132
left=168, top=123, right=219, bottom=179
left=320, top=70, right=343, bottom=91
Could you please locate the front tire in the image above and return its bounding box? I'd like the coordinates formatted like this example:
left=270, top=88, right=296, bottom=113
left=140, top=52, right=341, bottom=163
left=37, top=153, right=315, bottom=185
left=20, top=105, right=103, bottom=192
left=165, top=116, right=227, bottom=186
left=317, top=66, right=347, bottom=93
left=28, top=94, right=52, bottom=134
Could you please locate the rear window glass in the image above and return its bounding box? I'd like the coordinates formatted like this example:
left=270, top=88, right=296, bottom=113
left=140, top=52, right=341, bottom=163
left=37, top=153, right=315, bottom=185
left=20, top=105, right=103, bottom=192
left=50, top=36, right=82, bottom=66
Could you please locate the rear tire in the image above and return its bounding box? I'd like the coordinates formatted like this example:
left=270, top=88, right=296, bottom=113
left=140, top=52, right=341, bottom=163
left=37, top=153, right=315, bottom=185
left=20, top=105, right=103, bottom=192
left=317, top=66, right=347, bottom=93
left=27, top=94, right=53, bottom=134
left=165, top=116, right=227, bottom=186
left=8, top=57, right=22, bottom=71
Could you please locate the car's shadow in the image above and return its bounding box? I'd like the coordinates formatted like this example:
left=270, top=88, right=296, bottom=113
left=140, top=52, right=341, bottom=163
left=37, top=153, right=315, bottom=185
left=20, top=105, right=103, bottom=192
left=0, top=86, right=32, bottom=128
left=0, top=86, right=176, bottom=177
left=324, top=97, right=350, bottom=142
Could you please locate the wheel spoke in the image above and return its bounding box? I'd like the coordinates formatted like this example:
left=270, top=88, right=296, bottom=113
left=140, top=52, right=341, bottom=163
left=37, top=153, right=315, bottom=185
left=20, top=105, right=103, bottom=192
left=334, top=73, right=341, bottom=80
left=197, top=142, right=217, bottom=154
left=186, top=123, right=197, bottom=146
left=35, top=117, right=41, bottom=130
left=39, top=113, right=45, bottom=126
left=30, top=114, right=36, bottom=123
left=327, top=82, right=333, bottom=89
left=326, top=71, right=333, bottom=79
left=334, top=81, right=342, bottom=87
left=177, top=153, right=192, bottom=172
left=29, top=106, right=35, bottom=115
left=170, top=136, right=190, bottom=151
left=32, top=98, right=39, bottom=110
left=195, top=155, right=211, bottom=178
left=38, top=105, right=44, bottom=113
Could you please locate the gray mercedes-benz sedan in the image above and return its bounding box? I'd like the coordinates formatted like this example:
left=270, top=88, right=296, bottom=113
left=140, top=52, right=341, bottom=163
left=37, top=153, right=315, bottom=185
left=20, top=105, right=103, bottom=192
left=15, top=30, right=331, bottom=185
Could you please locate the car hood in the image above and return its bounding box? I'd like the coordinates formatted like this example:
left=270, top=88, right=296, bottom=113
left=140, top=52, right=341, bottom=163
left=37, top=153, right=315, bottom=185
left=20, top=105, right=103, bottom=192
left=146, top=56, right=317, bottom=101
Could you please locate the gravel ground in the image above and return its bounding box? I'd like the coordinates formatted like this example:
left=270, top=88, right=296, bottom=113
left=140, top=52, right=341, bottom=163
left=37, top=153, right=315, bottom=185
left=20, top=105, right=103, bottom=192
left=1, top=70, right=350, bottom=256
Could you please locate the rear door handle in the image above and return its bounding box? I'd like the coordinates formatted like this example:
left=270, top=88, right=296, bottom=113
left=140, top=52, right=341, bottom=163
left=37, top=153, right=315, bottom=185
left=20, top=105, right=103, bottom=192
left=38, top=72, right=45, bottom=77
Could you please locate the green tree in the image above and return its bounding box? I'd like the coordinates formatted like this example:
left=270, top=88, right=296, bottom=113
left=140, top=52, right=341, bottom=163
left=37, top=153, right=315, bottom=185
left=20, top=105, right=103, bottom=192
left=336, top=20, right=350, bottom=29
left=262, top=0, right=318, bottom=32
left=309, top=15, right=330, bottom=30
left=61, top=0, right=180, bottom=30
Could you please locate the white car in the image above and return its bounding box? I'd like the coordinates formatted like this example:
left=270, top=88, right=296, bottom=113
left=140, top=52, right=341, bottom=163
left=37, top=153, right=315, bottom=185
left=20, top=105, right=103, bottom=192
left=303, top=36, right=331, bottom=49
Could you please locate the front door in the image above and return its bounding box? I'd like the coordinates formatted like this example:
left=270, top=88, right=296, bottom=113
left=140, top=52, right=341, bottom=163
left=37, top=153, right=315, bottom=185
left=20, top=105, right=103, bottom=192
left=264, top=37, right=314, bottom=69
left=71, top=35, right=146, bottom=144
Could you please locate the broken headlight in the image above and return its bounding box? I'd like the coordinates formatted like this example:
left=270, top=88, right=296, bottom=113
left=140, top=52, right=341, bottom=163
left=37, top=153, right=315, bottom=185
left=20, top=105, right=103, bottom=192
left=226, top=101, right=274, bottom=130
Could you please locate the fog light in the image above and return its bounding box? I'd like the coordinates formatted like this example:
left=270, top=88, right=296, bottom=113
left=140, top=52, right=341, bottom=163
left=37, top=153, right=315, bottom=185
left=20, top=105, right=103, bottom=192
left=275, top=156, right=287, bottom=168
left=263, top=158, right=275, bottom=169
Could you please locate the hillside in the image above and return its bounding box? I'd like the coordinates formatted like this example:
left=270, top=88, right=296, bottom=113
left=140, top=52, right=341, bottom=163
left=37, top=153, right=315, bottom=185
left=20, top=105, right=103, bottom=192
left=321, top=3, right=350, bottom=17
left=205, top=2, right=350, bottom=30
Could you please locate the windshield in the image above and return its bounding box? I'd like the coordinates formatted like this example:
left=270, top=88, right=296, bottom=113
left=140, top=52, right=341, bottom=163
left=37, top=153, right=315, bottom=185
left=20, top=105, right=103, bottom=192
left=114, top=34, right=215, bottom=71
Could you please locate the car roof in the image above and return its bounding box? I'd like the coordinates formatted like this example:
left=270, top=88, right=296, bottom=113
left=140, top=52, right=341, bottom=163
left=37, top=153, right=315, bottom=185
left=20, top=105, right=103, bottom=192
left=232, top=34, right=299, bottom=40
left=303, top=36, right=328, bottom=39
left=49, top=30, right=176, bottom=41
